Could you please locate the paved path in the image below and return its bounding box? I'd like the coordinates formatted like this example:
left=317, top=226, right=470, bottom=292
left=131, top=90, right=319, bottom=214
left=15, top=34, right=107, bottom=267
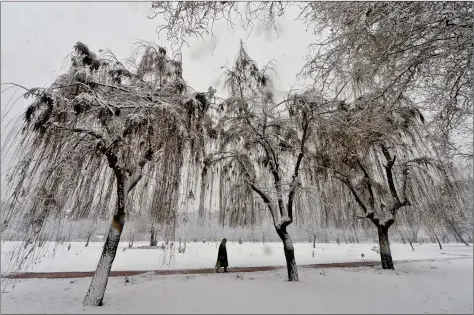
left=4, top=257, right=471, bottom=280
left=2, top=261, right=380, bottom=279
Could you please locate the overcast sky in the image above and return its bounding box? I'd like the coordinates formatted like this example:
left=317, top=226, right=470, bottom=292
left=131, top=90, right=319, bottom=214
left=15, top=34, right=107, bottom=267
left=0, top=2, right=319, bottom=190
left=2, top=2, right=469, bottom=177
left=1, top=2, right=315, bottom=120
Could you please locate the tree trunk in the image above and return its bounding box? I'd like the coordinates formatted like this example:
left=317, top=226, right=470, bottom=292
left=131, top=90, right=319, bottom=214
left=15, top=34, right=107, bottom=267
left=454, top=231, right=469, bottom=246
left=449, top=219, right=470, bottom=246
left=434, top=233, right=442, bottom=250
left=83, top=213, right=124, bottom=306
left=408, top=240, right=414, bottom=251
left=276, top=227, right=299, bottom=281
left=83, top=175, right=125, bottom=307
left=354, top=229, right=360, bottom=243
left=85, top=235, right=91, bottom=247
left=150, top=230, right=157, bottom=247
left=400, top=234, right=406, bottom=244
left=453, top=232, right=460, bottom=243
left=313, top=233, right=316, bottom=248
left=377, top=226, right=394, bottom=270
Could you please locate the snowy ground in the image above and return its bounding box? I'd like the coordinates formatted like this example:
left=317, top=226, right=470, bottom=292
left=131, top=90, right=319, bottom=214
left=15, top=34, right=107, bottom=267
left=1, top=258, right=472, bottom=314
left=1, top=241, right=472, bottom=274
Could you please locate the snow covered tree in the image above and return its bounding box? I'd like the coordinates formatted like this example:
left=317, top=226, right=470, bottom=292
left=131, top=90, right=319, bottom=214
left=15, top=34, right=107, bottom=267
left=152, top=2, right=473, bottom=161
left=199, top=42, right=331, bottom=281
left=2, top=41, right=210, bottom=306
left=152, top=2, right=472, bottom=253
left=305, top=91, right=448, bottom=269
left=397, top=211, right=422, bottom=251
left=300, top=2, right=473, bottom=161
left=82, top=220, right=99, bottom=247
left=123, top=217, right=147, bottom=247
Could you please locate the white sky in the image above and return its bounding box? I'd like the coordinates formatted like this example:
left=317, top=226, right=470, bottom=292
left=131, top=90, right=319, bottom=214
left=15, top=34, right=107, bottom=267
left=1, top=2, right=470, bottom=179
left=0, top=1, right=318, bottom=193
left=1, top=2, right=315, bottom=119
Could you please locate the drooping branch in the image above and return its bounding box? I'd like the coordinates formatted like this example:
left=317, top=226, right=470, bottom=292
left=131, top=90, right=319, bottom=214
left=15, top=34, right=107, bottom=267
left=333, top=172, right=369, bottom=215
left=240, top=106, right=284, bottom=217
left=126, top=148, right=155, bottom=193
left=2, top=41, right=208, bottom=253
left=234, top=153, right=278, bottom=226
left=287, top=116, right=310, bottom=221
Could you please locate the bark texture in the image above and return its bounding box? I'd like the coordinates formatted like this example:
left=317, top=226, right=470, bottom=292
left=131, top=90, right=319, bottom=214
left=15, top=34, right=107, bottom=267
left=83, top=213, right=124, bottom=306
left=276, top=227, right=299, bottom=281
left=378, top=226, right=394, bottom=270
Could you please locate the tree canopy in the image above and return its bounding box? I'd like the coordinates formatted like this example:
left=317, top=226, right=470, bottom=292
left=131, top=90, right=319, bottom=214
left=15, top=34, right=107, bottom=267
left=152, top=1, right=473, bottom=160
left=2, top=41, right=211, bottom=250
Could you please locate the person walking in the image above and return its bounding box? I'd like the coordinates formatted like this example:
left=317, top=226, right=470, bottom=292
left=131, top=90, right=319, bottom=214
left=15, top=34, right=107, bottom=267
left=215, top=238, right=228, bottom=273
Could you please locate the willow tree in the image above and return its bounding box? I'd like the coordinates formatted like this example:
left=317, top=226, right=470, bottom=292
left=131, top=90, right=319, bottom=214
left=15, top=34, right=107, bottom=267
left=197, top=42, right=322, bottom=281
left=305, top=92, right=449, bottom=269
left=2, top=41, right=209, bottom=306
left=152, top=1, right=473, bottom=161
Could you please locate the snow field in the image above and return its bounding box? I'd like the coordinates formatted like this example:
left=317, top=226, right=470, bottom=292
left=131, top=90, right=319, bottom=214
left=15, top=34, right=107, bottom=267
left=1, top=241, right=472, bottom=274
left=1, top=258, right=472, bottom=314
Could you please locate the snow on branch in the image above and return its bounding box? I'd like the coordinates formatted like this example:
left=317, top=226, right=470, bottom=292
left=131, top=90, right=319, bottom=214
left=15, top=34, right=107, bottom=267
left=2, top=41, right=211, bottom=251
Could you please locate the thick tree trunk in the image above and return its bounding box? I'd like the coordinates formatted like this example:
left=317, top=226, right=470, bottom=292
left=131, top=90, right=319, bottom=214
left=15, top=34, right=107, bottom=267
left=83, top=213, right=124, bottom=306
left=313, top=234, right=316, bottom=248
left=377, top=226, right=394, bottom=270
left=276, top=227, right=299, bottom=281
left=83, top=175, right=125, bottom=307
left=434, top=233, right=442, bottom=250
left=85, top=235, right=91, bottom=247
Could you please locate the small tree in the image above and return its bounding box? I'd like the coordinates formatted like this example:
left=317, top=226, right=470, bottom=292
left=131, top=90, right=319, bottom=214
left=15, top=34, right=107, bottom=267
left=82, top=220, right=99, bottom=247
left=150, top=224, right=158, bottom=247
left=123, top=217, right=146, bottom=248
left=398, top=210, right=422, bottom=251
